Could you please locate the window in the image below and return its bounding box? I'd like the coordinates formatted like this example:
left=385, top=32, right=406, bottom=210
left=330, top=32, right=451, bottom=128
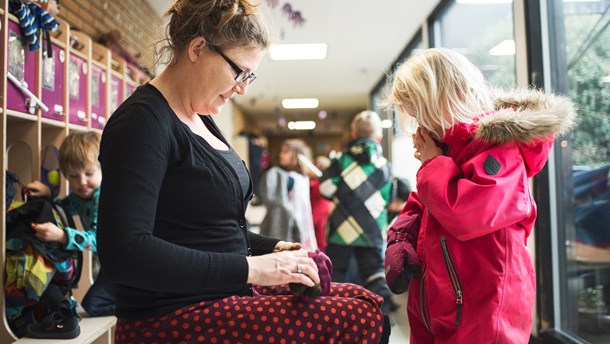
left=430, top=0, right=516, bottom=87
left=546, top=0, right=610, bottom=342
left=370, top=34, right=423, bottom=186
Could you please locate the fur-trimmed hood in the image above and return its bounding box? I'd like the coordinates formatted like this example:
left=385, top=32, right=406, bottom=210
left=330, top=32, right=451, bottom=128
left=474, top=88, right=577, bottom=145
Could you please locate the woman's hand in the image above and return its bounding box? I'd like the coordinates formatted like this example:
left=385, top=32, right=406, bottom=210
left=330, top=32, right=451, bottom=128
left=413, top=128, right=443, bottom=163
left=273, top=241, right=301, bottom=252
left=31, top=222, right=68, bottom=244
left=246, top=250, right=320, bottom=287
left=25, top=181, right=52, bottom=198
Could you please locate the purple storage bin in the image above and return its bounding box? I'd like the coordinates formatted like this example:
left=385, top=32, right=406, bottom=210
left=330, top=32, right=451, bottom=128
left=7, top=20, right=39, bottom=114
left=68, top=54, right=88, bottom=126
left=41, top=43, right=66, bottom=121
left=90, top=65, right=107, bottom=130
left=109, top=75, right=123, bottom=115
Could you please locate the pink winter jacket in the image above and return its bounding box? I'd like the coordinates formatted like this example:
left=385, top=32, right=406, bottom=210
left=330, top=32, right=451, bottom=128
left=387, top=89, right=576, bottom=344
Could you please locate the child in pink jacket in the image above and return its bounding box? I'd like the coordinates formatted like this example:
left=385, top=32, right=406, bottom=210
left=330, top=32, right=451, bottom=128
left=384, top=48, right=576, bottom=343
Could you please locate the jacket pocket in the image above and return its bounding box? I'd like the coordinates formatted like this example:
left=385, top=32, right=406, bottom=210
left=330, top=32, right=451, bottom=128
left=440, top=236, right=463, bottom=326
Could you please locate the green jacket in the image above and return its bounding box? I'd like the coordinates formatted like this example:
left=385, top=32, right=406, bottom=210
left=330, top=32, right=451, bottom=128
left=320, top=138, right=392, bottom=248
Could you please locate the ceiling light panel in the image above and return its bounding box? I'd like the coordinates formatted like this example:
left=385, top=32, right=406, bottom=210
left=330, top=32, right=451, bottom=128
left=281, top=98, right=319, bottom=109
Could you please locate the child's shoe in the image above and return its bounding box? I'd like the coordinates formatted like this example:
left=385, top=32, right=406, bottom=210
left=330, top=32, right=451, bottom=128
left=25, top=311, right=80, bottom=339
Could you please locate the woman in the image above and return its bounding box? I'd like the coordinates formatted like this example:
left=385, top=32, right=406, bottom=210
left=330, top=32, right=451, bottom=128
left=97, top=0, right=388, bottom=343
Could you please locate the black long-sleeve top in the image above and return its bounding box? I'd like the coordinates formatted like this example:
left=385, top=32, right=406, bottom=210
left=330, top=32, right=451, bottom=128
left=97, top=84, right=279, bottom=319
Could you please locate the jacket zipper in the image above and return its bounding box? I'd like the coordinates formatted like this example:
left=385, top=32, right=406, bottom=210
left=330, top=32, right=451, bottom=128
left=440, top=236, right=463, bottom=326
left=420, top=267, right=432, bottom=332
left=420, top=209, right=432, bottom=333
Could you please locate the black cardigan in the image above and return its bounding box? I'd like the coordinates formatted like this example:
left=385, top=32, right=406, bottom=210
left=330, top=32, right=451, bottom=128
left=98, top=84, right=279, bottom=318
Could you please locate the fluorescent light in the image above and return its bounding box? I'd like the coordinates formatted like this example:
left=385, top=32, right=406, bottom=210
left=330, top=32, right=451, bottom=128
left=457, top=0, right=511, bottom=3
left=489, top=40, right=515, bottom=56
left=288, top=121, right=316, bottom=130
left=282, top=98, right=319, bottom=109
left=381, top=119, right=393, bottom=129
left=270, top=44, right=327, bottom=60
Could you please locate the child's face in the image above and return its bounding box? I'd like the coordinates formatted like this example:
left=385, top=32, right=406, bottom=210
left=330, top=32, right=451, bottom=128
left=279, top=146, right=295, bottom=169
left=66, top=163, right=101, bottom=200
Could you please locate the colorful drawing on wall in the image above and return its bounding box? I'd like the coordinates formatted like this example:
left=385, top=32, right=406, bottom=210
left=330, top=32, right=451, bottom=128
left=42, top=51, right=55, bottom=91
left=110, top=85, right=118, bottom=112
left=91, top=74, right=99, bottom=107
left=8, top=32, right=25, bottom=80
left=69, top=60, right=80, bottom=100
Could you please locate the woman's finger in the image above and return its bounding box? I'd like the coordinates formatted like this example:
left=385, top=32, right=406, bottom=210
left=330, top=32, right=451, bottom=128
left=292, top=263, right=318, bottom=286
left=292, top=257, right=319, bottom=284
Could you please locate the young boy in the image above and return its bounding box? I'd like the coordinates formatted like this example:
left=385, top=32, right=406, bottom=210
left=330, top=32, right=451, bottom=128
left=27, top=131, right=102, bottom=251
left=22, top=131, right=114, bottom=334
left=319, top=110, right=397, bottom=315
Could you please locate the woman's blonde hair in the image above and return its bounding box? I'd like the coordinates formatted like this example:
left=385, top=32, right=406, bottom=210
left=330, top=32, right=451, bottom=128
left=59, top=131, right=101, bottom=176
left=157, top=0, right=271, bottom=66
left=387, top=48, right=493, bottom=139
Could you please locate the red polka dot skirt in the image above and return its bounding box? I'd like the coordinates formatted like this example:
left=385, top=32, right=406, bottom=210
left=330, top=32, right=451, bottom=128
left=115, top=282, right=384, bottom=344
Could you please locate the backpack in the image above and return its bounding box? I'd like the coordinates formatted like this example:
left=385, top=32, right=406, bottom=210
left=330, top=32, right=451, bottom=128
left=6, top=170, right=21, bottom=211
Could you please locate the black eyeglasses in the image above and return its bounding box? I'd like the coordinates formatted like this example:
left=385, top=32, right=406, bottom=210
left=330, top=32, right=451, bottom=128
left=209, top=45, right=257, bottom=84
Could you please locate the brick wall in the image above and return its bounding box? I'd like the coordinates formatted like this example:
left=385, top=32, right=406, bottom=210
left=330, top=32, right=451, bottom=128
left=57, top=0, right=162, bottom=72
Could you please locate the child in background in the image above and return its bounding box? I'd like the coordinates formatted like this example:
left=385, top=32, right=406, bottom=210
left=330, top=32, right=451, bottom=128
left=387, top=176, right=411, bottom=224
left=308, top=155, right=332, bottom=252
left=320, top=110, right=396, bottom=315
left=26, top=131, right=115, bottom=318
left=384, top=48, right=576, bottom=343
left=259, top=139, right=317, bottom=251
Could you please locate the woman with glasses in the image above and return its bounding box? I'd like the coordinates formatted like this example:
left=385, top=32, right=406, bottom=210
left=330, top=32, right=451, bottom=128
left=97, top=0, right=389, bottom=343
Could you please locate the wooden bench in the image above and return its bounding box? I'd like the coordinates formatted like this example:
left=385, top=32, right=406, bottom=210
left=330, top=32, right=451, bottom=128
left=2, top=251, right=117, bottom=344
left=12, top=315, right=116, bottom=344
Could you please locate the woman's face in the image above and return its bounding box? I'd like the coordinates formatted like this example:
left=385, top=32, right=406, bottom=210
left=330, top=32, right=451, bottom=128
left=193, top=45, right=265, bottom=116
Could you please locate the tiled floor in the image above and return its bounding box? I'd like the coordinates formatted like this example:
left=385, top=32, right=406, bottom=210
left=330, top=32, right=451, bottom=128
left=388, top=292, right=411, bottom=343
left=246, top=204, right=411, bottom=343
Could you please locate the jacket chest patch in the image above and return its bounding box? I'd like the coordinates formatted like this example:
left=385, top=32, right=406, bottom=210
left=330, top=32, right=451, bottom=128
left=484, top=155, right=501, bottom=175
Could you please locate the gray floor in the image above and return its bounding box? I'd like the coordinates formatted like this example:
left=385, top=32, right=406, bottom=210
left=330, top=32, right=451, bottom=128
left=388, top=292, right=410, bottom=343
left=246, top=204, right=411, bottom=343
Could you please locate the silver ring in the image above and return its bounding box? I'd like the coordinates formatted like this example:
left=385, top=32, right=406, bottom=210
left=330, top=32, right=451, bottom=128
left=296, top=263, right=303, bottom=274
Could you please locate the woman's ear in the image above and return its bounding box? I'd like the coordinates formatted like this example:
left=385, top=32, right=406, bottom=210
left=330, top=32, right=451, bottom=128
left=188, top=37, right=207, bottom=62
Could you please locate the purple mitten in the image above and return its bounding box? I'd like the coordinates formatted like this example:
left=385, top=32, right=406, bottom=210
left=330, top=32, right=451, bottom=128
left=385, top=240, right=419, bottom=294
left=385, top=213, right=421, bottom=294
left=387, top=213, right=421, bottom=246
left=289, top=249, right=332, bottom=300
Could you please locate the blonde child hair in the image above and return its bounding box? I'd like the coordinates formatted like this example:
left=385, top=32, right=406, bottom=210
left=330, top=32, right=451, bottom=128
left=388, top=48, right=494, bottom=140
left=351, top=110, right=383, bottom=140
left=59, top=131, right=101, bottom=176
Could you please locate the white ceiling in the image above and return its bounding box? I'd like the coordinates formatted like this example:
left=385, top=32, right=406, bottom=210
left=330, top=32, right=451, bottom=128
left=146, top=0, right=440, bottom=132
